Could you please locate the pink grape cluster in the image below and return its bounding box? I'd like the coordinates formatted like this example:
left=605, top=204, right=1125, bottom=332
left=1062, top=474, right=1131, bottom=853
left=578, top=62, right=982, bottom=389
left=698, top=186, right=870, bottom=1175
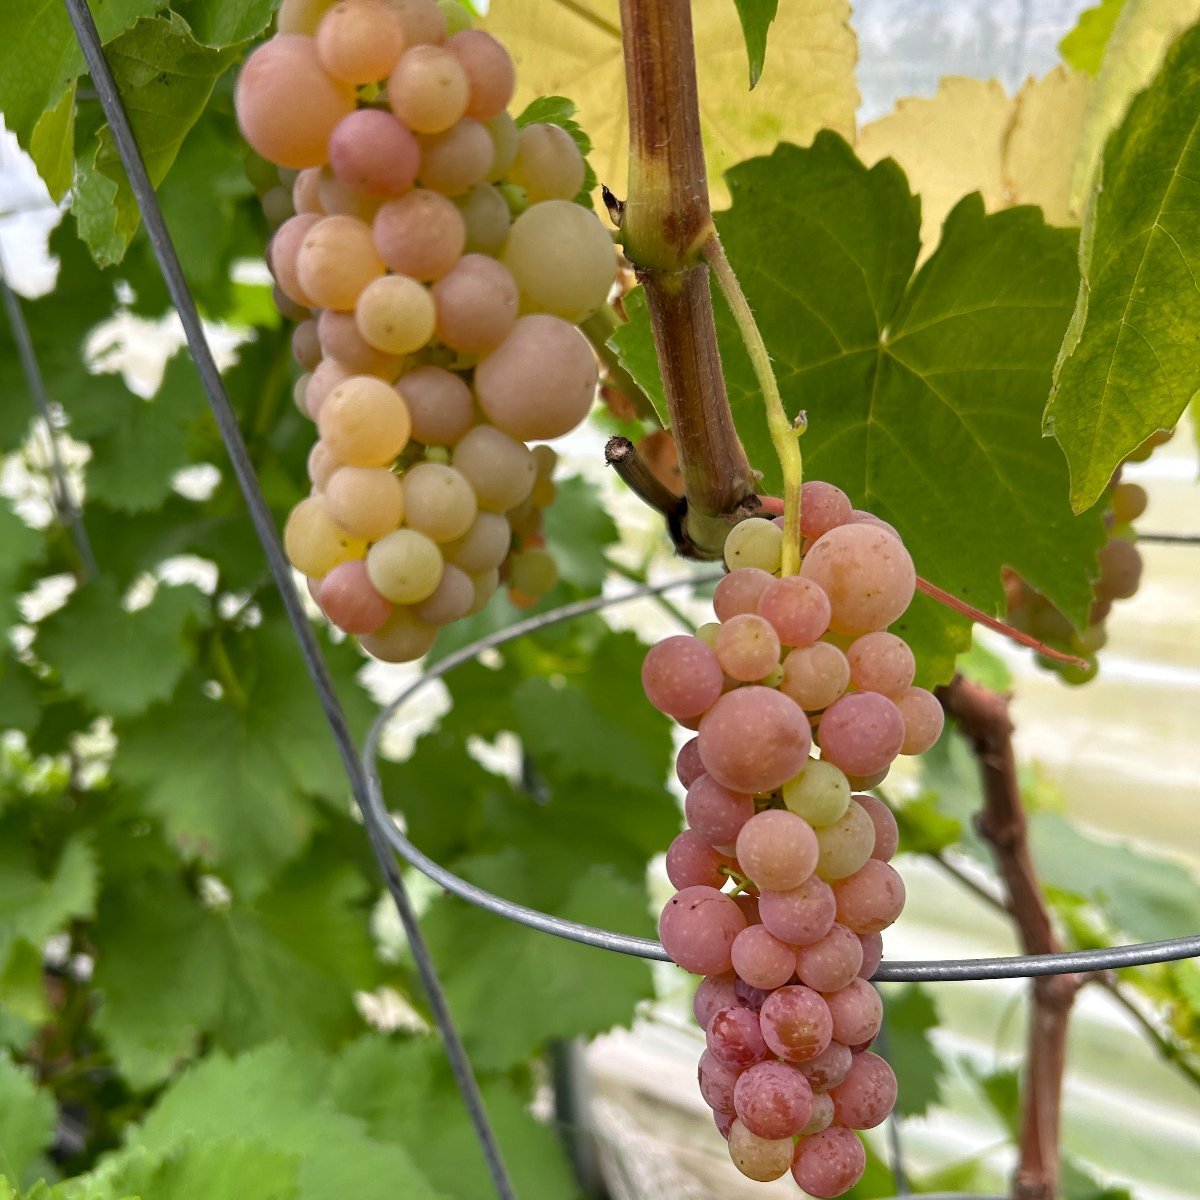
left=643, top=481, right=944, bottom=1195
left=235, top=0, right=616, bottom=660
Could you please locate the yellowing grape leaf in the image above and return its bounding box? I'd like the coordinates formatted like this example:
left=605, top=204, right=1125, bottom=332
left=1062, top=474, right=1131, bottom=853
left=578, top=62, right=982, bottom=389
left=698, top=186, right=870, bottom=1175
left=482, top=0, right=857, bottom=204
left=858, top=69, right=1092, bottom=258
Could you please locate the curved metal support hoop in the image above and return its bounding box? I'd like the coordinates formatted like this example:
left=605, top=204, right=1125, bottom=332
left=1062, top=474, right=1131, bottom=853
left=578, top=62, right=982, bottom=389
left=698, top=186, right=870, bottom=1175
left=364, top=576, right=1200, bottom=984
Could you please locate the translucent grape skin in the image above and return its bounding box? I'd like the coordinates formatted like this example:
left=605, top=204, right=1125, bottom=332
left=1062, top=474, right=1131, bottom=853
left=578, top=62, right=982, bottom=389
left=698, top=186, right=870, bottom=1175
left=443, top=512, right=511, bottom=573
left=713, top=567, right=775, bottom=622
left=795, top=922, right=864, bottom=992
left=847, top=630, right=915, bottom=698
left=328, top=109, right=419, bottom=196
left=780, top=641, right=850, bottom=711
left=694, top=972, right=740, bottom=1030
left=735, top=809, right=819, bottom=892
left=642, top=636, right=724, bottom=721
left=417, top=118, right=495, bottom=195
left=724, top=517, right=783, bottom=574
left=758, top=985, right=833, bottom=1063
left=715, top=613, right=781, bottom=682
left=410, top=563, right=476, bottom=625
left=665, top=830, right=733, bottom=890
left=856, top=793, right=899, bottom=861
left=355, top=274, right=437, bottom=355
left=782, top=760, right=852, bottom=828
left=451, top=425, right=536, bottom=512
left=658, top=886, right=747, bottom=976
left=676, top=737, right=706, bottom=788
left=814, top=800, right=876, bottom=882
left=858, top=932, right=884, bottom=980
left=757, top=575, right=832, bottom=647
left=297, top=214, right=385, bottom=310
left=684, top=774, right=754, bottom=847
left=707, top=1005, right=770, bottom=1070
left=801, top=1090, right=835, bottom=1136
left=817, top=691, right=906, bottom=778
left=829, top=1051, right=897, bottom=1130
left=800, top=522, right=916, bottom=634
left=431, top=253, right=519, bottom=354
left=733, top=1060, right=814, bottom=1139
left=388, top=44, right=470, bottom=135
left=895, top=686, right=945, bottom=755
left=731, top=924, right=797, bottom=991
left=697, top=687, right=812, bottom=794
left=697, top=1048, right=740, bottom=1113
left=508, top=123, right=585, bottom=202
left=317, top=559, right=392, bottom=634
left=315, top=0, right=405, bottom=85
left=727, top=1119, right=794, bottom=1182
left=791, top=1125, right=867, bottom=1198
left=823, top=977, right=883, bottom=1047
left=757, top=876, right=836, bottom=946
left=401, top=462, right=478, bottom=542
left=317, top=376, right=412, bottom=465
left=359, top=605, right=438, bottom=662
left=365, top=528, right=444, bottom=604
left=395, top=365, right=475, bottom=445
left=796, top=1038, right=853, bottom=1091
left=833, top=859, right=906, bottom=935
left=447, top=30, right=516, bottom=119
left=800, top=480, right=853, bottom=539
left=324, top=464, right=405, bottom=541
left=373, top=190, right=467, bottom=281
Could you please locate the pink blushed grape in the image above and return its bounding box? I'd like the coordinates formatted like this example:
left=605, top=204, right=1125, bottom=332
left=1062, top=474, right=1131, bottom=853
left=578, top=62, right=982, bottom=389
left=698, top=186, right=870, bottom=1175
left=317, top=560, right=392, bottom=633
left=896, top=685, right=945, bottom=754
left=659, top=886, right=746, bottom=976
left=855, top=793, right=899, bottom=861
left=801, top=1091, right=835, bottom=1135
left=758, top=876, right=837, bottom=946
left=684, top=774, right=754, bottom=847
left=800, top=523, right=916, bottom=634
left=715, top=613, right=781, bottom=681
left=641, top=636, right=723, bottom=721
left=847, top=630, right=915, bottom=698
left=817, top=692, right=905, bottom=778
left=735, top=809, right=819, bottom=892
left=733, top=892, right=761, bottom=927
left=800, top=481, right=853, bottom=539
left=666, top=830, right=734, bottom=890
left=697, top=1048, right=740, bottom=1113
left=707, top=1005, right=769, bottom=1070
left=850, top=508, right=902, bottom=540
left=731, top=924, right=797, bottom=990
left=714, top=1109, right=736, bottom=1139
left=694, top=973, right=739, bottom=1029
left=824, top=977, right=883, bottom=1046
left=676, top=737, right=705, bottom=788
left=758, top=985, right=833, bottom=1063
left=797, top=1039, right=853, bottom=1091
left=733, top=1060, right=814, bottom=1139
left=713, top=568, right=774, bottom=621
left=795, top=922, right=864, bottom=992
left=756, top=575, right=832, bottom=647
left=833, top=859, right=906, bottom=935
left=734, top=977, right=772, bottom=1011
left=791, top=1125, right=866, bottom=1197
left=780, top=641, right=850, bottom=711
left=829, top=1051, right=897, bottom=1129
left=328, top=109, right=420, bottom=195
left=697, top=687, right=812, bottom=794
left=858, top=932, right=884, bottom=979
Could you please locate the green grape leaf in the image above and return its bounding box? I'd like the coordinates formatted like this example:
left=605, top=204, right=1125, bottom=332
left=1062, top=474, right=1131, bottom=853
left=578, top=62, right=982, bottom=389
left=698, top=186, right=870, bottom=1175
left=0, top=502, right=44, bottom=630
left=0, top=1053, right=55, bottom=1185
left=1062, top=1157, right=1135, bottom=1200
left=129, top=1044, right=444, bottom=1200
left=92, top=847, right=380, bottom=1089
left=36, top=580, right=210, bottom=718
left=172, top=0, right=278, bottom=47
left=541, top=474, right=620, bottom=590
left=330, top=1036, right=578, bottom=1200
left=73, top=14, right=241, bottom=266
left=103, top=1139, right=301, bottom=1200
left=971, top=1063, right=1021, bottom=1137
left=732, top=0, right=779, bottom=88
left=881, top=984, right=945, bottom=1117
left=893, top=795, right=962, bottom=855
left=28, top=82, right=76, bottom=203
left=1060, top=0, right=1127, bottom=74
left=614, top=135, right=1103, bottom=683
left=421, top=855, right=655, bottom=1070
left=1047, top=20, right=1200, bottom=511
left=0, top=657, right=39, bottom=738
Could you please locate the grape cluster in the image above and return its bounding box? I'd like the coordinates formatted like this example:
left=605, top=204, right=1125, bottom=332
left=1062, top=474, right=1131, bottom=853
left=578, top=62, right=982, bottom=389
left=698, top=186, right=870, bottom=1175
left=235, top=0, right=616, bottom=659
left=642, top=482, right=943, bottom=1195
left=1004, top=430, right=1169, bottom=683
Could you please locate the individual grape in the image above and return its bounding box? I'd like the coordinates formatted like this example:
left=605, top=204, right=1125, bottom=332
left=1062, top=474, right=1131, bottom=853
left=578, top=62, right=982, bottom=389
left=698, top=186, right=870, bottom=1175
left=273, top=283, right=310, bottom=322
left=667, top=830, right=732, bottom=891
left=366, top=528, right=445, bottom=603
left=782, top=760, right=852, bottom=828
left=262, top=185, right=296, bottom=225
left=328, top=109, right=420, bottom=199
left=315, top=0, right=405, bottom=84
left=388, top=44, right=470, bottom=135
left=474, top=314, right=598, bottom=440
left=503, top=200, right=616, bottom=321
left=324, top=465, right=406, bottom=541
left=396, top=366, right=475, bottom=445
left=795, top=923, right=864, bottom=993
left=817, top=692, right=905, bottom=778
left=800, top=480, right=852, bottom=539
left=796, top=1039, right=853, bottom=1091
left=1097, top=535, right=1142, bottom=599
left=734, top=976, right=771, bottom=1010
left=858, top=932, right=884, bottom=979
left=284, top=494, right=366, bottom=576
left=736, top=810, right=819, bottom=892
left=731, top=925, right=797, bottom=991
left=713, top=567, right=774, bottom=621
left=847, top=767, right=890, bottom=791
left=894, top=686, right=945, bottom=755
left=714, top=614, right=780, bottom=682
left=697, top=1048, right=739, bottom=1113
left=297, top=215, right=385, bottom=310
left=758, top=985, right=833, bottom=1063
left=800, top=523, right=916, bottom=634
left=484, top=111, right=520, bottom=181
left=411, top=563, right=475, bottom=625
left=727, top=1119, right=794, bottom=1182
left=509, top=123, right=585, bottom=202
left=374, top=190, right=467, bottom=281
left=356, top=275, right=437, bottom=356
left=814, top=800, right=875, bottom=882
left=292, top=168, right=323, bottom=214
left=683, top=774, right=753, bottom=847
left=454, top=183, right=512, bottom=254
left=417, top=118, right=495, bottom=195
left=707, top=1006, right=770, bottom=1070
left=676, top=737, right=705, bottom=789
left=318, top=309, right=403, bottom=377
left=509, top=549, right=558, bottom=596
left=447, top=30, right=516, bottom=119
left=466, top=566, right=500, bottom=614
left=401, top=462, right=477, bottom=542
left=443, top=511, right=511, bottom=572
left=756, top=576, right=832, bottom=647
left=824, top=977, right=883, bottom=1046
left=294, top=374, right=314, bottom=419
left=791, top=1125, right=866, bottom=1198
left=1111, top=480, right=1148, bottom=524
left=714, top=1109, right=736, bottom=1139
left=317, top=559, right=393, bottom=634
left=833, top=860, right=906, bottom=936
left=318, top=375, right=412, bottom=465
left=381, top=0, right=447, bottom=44
left=695, top=622, right=720, bottom=648
left=697, top=687, right=812, bottom=794
left=642, top=636, right=723, bottom=721
left=432, top=254, right=519, bottom=353
left=800, top=1091, right=835, bottom=1136
left=235, top=35, right=356, bottom=169
left=278, top=0, right=337, bottom=36
left=307, top=440, right=341, bottom=490
left=757, top=876, right=836, bottom=946
left=269, top=213, right=322, bottom=306
left=659, top=886, right=747, bottom=976
left=733, top=1060, right=813, bottom=1140
left=855, top=794, right=898, bottom=861
left=359, top=605, right=439, bottom=662
left=694, top=974, right=740, bottom=1031
left=846, top=631, right=915, bottom=698
left=293, top=319, right=322, bottom=370
left=779, top=641, right=850, bottom=711
left=828, top=1051, right=897, bottom=1131
left=849, top=508, right=901, bottom=541
left=724, top=517, right=783, bottom=574
left=316, top=165, right=383, bottom=221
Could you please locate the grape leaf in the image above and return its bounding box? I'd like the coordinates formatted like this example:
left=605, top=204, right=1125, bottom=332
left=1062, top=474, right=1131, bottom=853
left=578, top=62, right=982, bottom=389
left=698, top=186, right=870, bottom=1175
left=881, top=984, right=945, bottom=1117
left=103, top=1140, right=301, bottom=1200
left=1060, top=0, right=1127, bottom=74
left=36, top=580, right=210, bottom=718
left=171, top=0, right=278, bottom=47
left=330, top=1036, right=578, bottom=1200
left=483, top=0, right=857, bottom=204
left=28, top=83, right=76, bottom=204
left=0, top=501, right=44, bottom=630
left=0, top=1053, right=55, bottom=1185
left=614, top=135, right=1103, bottom=683
left=1047, top=20, right=1200, bottom=511
left=732, top=0, right=779, bottom=89
left=0, top=658, right=39, bottom=737
left=129, top=1044, right=444, bottom=1200
left=541, top=474, right=619, bottom=590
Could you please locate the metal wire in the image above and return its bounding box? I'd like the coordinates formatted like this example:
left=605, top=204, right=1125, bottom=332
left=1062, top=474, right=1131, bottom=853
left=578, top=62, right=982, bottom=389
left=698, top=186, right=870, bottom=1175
left=364, top=576, right=1200, bottom=984
left=61, top=5, right=516, bottom=1197
left=0, top=254, right=97, bottom=579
